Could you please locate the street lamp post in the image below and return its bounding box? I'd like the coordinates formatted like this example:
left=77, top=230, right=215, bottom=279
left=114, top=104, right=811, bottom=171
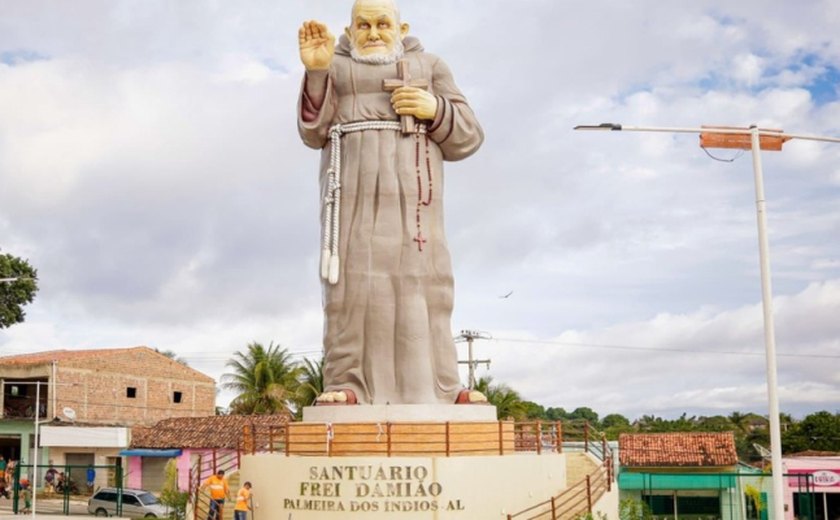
left=575, top=123, right=840, bottom=520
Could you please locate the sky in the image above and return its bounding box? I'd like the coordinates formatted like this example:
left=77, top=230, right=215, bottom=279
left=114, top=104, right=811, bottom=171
left=1, top=0, right=839, bottom=421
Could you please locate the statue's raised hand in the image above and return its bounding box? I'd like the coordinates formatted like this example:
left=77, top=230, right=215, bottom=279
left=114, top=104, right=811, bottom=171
left=299, top=20, right=335, bottom=71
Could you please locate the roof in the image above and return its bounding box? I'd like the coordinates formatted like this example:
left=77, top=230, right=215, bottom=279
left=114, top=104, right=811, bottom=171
left=619, top=432, right=738, bottom=467
left=0, top=346, right=214, bottom=384
left=130, top=415, right=289, bottom=450
left=0, top=348, right=129, bottom=366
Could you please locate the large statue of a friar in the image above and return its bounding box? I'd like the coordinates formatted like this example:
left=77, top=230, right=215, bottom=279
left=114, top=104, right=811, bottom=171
left=298, top=0, right=485, bottom=406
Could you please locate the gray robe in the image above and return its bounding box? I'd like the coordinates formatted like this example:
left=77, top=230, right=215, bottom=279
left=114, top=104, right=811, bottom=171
left=298, top=35, right=483, bottom=404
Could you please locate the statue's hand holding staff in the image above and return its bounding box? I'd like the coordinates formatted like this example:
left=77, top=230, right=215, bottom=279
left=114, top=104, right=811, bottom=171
left=299, top=20, right=335, bottom=71
left=391, top=87, right=438, bottom=121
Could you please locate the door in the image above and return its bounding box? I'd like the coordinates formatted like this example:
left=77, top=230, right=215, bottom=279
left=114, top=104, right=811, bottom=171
left=65, top=453, right=95, bottom=493
left=141, top=457, right=170, bottom=493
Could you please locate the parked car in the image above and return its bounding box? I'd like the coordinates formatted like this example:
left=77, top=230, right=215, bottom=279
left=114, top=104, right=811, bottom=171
left=87, top=488, right=170, bottom=518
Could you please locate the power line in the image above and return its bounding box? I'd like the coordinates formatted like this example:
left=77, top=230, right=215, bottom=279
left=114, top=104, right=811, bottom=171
left=491, top=337, right=840, bottom=360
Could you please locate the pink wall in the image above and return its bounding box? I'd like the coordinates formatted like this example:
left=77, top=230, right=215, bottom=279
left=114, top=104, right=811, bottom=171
left=782, top=456, right=840, bottom=520
left=126, top=457, right=143, bottom=489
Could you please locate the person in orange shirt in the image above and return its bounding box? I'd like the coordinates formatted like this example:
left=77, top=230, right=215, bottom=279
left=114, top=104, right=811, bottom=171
left=234, top=482, right=253, bottom=520
left=200, top=469, right=231, bottom=520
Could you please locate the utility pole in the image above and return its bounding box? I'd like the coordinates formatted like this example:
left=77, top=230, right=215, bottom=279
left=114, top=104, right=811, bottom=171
left=575, top=122, right=840, bottom=520
left=454, top=330, right=491, bottom=389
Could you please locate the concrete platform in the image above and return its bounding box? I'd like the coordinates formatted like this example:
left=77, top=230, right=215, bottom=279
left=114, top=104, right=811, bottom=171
left=302, top=404, right=497, bottom=423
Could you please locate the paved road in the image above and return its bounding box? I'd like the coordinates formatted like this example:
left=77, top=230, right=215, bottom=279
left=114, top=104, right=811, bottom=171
left=0, top=497, right=90, bottom=517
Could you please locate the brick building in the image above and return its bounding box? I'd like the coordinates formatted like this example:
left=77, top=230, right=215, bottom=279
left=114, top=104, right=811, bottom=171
left=0, top=346, right=216, bottom=489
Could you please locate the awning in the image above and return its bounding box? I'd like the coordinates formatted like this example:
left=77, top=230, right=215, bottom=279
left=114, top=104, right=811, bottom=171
left=119, top=449, right=182, bottom=458
left=619, top=471, right=737, bottom=490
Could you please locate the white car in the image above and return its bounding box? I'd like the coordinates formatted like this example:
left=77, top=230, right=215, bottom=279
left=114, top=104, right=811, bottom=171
left=87, top=488, right=170, bottom=518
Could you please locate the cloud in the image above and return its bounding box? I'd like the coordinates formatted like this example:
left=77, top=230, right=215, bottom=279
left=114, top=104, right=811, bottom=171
left=2, top=0, right=840, bottom=419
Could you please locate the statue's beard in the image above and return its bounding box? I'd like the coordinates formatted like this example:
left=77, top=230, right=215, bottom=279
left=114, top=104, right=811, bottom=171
left=350, top=40, right=405, bottom=65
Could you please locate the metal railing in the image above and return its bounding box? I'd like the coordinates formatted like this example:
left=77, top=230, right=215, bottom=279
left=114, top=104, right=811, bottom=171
left=239, top=420, right=565, bottom=457
left=188, top=449, right=240, bottom=520
left=507, top=422, right=614, bottom=520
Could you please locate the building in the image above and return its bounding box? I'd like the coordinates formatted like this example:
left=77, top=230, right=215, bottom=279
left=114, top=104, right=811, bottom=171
left=0, top=346, right=216, bottom=488
left=783, top=453, right=840, bottom=520
left=125, top=415, right=289, bottom=492
left=618, top=432, right=772, bottom=520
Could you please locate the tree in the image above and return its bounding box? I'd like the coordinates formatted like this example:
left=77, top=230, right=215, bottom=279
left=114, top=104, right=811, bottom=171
left=568, top=407, right=600, bottom=427
left=602, top=413, right=633, bottom=440
left=728, top=411, right=750, bottom=434
left=159, top=459, right=188, bottom=519
left=545, top=407, right=568, bottom=421
left=520, top=401, right=546, bottom=420
left=0, top=252, right=38, bottom=328
left=293, top=356, right=324, bottom=419
left=475, top=377, right=527, bottom=420
left=222, top=342, right=302, bottom=415
left=782, top=411, right=840, bottom=453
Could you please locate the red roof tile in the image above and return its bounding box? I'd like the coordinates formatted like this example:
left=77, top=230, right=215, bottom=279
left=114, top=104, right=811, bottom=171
left=619, top=432, right=738, bottom=467
left=131, top=415, right=289, bottom=450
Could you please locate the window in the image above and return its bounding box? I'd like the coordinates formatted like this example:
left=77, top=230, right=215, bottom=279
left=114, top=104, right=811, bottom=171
left=10, top=385, right=22, bottom=397
left=122, top=495, right=140, bottom=506
left=126, top=387, right=137, bottom=398
left=677, top=495, right=720, bottom=516
left=173, top=391, right=183, bottom=403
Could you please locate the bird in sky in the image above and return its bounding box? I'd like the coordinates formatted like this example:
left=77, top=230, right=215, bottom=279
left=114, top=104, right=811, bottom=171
left=499, top=290, right=513, bottom=299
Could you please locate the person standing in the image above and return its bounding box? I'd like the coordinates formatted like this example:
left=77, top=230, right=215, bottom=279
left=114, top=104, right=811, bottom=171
left=233, top=482, right=253, bottom=520
left=200, top=470, right=230, bottom=520
left=86, top=465, right=96, bottom=493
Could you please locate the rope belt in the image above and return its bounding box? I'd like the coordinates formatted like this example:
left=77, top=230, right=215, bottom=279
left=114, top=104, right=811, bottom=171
left=321, top=121, right=427, bottom=284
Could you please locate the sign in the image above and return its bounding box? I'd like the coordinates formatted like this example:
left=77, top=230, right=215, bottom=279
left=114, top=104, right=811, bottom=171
left=284, top=463, right=465, bottom=514
left=788, top=469, right=840, bottom=488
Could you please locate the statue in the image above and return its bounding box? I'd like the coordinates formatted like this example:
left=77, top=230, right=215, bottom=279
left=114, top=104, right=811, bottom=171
left=298, top=0, right=485, bottom=405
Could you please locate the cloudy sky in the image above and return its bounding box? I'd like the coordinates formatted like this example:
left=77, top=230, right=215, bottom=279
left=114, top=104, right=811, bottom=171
left=2, top=0, right=839, bottom=420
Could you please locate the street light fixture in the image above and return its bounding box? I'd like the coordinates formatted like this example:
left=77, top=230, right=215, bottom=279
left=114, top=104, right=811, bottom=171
left=575, top=122, right=840, bottom=520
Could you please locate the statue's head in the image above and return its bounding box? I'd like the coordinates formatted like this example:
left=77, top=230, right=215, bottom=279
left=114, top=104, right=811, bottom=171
left=346, top=0, right=409, bottom=64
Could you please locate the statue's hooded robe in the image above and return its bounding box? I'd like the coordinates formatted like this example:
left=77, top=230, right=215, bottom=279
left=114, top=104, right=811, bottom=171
left=298, top=34, right=484, bottom=404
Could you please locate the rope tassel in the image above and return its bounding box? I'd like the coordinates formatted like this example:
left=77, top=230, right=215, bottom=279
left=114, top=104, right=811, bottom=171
left=320, top=121, right=422, bottom=284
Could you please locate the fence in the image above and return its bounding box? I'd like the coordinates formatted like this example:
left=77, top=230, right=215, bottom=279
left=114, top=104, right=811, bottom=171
left=9, top=463, right=122, bottom=516
left=239, top=420, right=565, bottom=457
left=507, top=422, right=615, bottom=520
left=189, top=449, right=241, bottom=520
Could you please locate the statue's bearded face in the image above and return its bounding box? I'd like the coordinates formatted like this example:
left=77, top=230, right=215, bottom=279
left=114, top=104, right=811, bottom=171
left=347, top=0, right=407, bottom=64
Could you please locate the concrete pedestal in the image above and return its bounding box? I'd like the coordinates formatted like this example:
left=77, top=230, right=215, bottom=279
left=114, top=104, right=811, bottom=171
left=241, top=452, right=566, bottom=519
left=238, top=405, right=571, bottom=518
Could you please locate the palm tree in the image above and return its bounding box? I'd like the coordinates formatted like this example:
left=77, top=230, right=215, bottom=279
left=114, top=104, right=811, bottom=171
left=293, top=356, right=324, bottom=419
left=223, top=342, right=301, bottom=415
left=475, top=377, right=527, bottom=420
left=728, top=411, right=750, bottom=434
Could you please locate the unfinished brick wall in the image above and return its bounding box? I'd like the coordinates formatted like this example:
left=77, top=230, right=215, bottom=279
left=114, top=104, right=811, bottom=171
left=50, top=347, right=216, bottom=426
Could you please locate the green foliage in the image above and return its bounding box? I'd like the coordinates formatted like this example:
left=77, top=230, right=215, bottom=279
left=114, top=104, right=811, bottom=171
left=0, top=252, right=39, bottom=328
left=159, top=459, right=188, bottom=520
left=568, top=407, right=600, bottom=426
left=782, top=411, right=840, bottom=453
left=576, top=511, right=609, bottom=520
left=545, top=407, right=568, bottom=421
left=602, top=413, right=634, bottom=440
left=475, top=377, right=527, bottom=420
left=293, top=356, right=324, bottom=419
left=619, top=498, right=653, bottom=520
left=223, top=341, right=302, bottom=415
left=520, top=400, right=546, bottom=420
